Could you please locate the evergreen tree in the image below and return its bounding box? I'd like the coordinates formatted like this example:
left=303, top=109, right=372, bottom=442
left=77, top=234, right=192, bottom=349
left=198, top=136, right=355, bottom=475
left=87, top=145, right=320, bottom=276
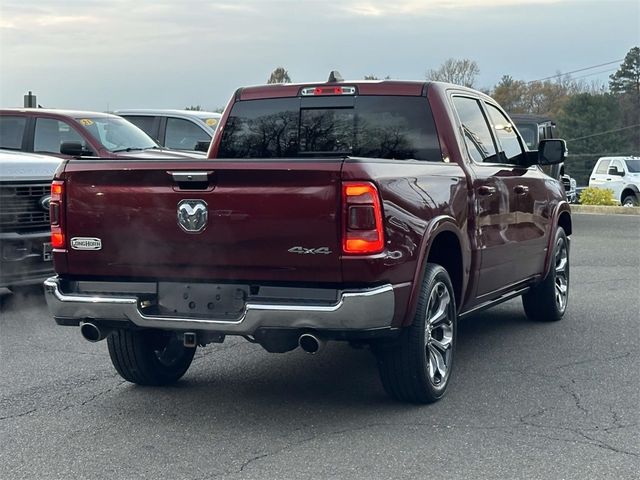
left=557, top=93, right=624, bottom=154
left=609, top=47, right=640, bottom=151
left=609, top=47, right=640, bottom=95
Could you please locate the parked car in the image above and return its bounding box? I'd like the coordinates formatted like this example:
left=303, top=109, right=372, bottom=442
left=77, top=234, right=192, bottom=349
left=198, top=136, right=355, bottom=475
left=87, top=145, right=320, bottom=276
left=0, top=150, right=61, bottom=289
left=510, top=114, right=556, bottom=150
left=511, top=114, right=577, bottom=199
left=0, top=109, right=202, bottom=160
left=44, top=76, right=571, bottom=404
left=588, top=156, right=640, bottom=206
left=115, top=109, right=221, bottom=152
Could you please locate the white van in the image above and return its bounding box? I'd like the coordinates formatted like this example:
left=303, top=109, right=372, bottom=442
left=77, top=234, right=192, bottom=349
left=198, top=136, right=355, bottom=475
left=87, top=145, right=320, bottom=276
left=588, top=156, right=640, bottom=206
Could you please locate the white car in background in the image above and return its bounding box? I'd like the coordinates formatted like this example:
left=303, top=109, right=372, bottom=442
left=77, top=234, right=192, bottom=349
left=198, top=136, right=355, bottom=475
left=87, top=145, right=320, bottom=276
left=115, top=109, right=221, bottom=153
left=588, top=156, right=640, bottom=206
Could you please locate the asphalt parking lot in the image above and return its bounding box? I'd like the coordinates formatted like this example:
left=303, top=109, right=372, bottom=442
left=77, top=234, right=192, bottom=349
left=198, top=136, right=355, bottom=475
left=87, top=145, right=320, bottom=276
left=1, top=213, right=638, bottom=480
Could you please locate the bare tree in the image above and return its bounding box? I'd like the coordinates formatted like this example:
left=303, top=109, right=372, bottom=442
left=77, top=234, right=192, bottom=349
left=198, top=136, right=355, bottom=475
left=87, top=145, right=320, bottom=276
left=426, top=58, right=480, bottom=88
left=267, top=67, right=292, bottom=84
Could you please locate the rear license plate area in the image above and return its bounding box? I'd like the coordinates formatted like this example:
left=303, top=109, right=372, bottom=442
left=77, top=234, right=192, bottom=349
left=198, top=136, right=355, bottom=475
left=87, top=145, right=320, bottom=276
left=158, top=283, right=249, bottom=318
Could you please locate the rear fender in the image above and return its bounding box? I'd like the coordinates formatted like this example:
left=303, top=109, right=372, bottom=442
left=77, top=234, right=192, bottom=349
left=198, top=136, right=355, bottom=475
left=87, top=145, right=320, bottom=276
left=403, top=215, right=467, bottom=326
left=542, top=201, right=571, bottom=278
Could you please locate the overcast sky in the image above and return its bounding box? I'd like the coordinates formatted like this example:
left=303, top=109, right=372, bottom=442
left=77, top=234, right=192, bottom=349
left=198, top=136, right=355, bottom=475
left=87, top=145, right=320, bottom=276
left=0, top=0, right=638, bottom=112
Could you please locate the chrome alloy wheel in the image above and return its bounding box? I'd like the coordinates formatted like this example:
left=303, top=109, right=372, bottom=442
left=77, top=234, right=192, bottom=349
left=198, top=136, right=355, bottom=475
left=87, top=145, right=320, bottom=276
left=425, top=282, right=454, bottom=386
left=554, top=236, right=569, bottom=313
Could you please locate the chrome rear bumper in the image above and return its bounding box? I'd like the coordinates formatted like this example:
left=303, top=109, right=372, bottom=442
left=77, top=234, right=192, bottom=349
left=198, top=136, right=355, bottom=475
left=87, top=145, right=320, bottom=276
left=44, top=276, right=396, bottom=335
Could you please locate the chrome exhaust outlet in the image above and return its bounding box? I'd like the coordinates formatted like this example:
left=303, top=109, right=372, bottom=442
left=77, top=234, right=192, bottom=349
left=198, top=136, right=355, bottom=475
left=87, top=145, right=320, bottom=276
left=79, top=322, right=111, bottom=343
left=298, top=333, right=324, bottom=354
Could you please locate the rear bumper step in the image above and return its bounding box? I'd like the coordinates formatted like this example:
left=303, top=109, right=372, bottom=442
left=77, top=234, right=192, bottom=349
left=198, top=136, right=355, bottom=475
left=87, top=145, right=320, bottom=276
left=44, top=276, right=396, bottom=335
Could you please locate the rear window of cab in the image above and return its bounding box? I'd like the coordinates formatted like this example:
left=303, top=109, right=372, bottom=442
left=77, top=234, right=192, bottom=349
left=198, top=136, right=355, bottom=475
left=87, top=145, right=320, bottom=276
left=218, top=96, right=442, bottom=161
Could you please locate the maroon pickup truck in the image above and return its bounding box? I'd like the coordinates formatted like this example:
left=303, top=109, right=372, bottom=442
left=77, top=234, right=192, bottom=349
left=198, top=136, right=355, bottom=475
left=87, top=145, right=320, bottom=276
left=44, top=76, right=571, bottom=403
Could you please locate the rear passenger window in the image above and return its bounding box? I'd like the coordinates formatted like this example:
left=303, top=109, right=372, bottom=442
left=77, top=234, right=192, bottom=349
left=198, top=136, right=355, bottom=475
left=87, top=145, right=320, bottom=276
left=34, top=118, right=87, bottom=154
left=595, top=160, right=611, bottom=174
left=0, top=116, right=27, bottom=150
left=452, top=96, right=497, bottom=163
left=123, top=116, right=157, bottom=139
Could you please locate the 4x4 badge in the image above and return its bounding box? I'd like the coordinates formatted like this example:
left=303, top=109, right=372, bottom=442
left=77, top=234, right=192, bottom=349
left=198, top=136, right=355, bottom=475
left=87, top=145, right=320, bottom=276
left=288, top=246, right=332, bottom=255
left=177, top=199, right=208, bottom=233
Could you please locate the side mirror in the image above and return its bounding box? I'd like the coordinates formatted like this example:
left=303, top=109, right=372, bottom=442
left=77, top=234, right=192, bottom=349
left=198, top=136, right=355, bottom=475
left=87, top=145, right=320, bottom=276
left=60, top=141, right=93, bottom=157
left=608, top=166, right=623, bottom=176
left=537, top=139, right=567, bottom=166
left=194, top=141, right=211, bottom=153
left=194, top=141, right=210, bottom=153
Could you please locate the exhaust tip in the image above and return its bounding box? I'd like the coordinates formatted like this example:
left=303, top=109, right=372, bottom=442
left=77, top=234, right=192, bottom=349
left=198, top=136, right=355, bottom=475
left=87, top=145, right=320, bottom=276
left=299, top=333, right=322, bottom=354
left=80, top=322, right=102, bottom=342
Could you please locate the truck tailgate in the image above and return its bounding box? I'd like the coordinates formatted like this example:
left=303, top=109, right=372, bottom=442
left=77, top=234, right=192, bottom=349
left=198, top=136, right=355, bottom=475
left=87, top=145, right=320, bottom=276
left=61, top=160, right=343, bottom=283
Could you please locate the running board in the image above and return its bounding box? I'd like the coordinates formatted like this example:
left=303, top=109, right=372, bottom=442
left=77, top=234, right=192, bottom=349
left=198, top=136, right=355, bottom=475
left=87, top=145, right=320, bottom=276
left=458, top=287, right=530, bottom=320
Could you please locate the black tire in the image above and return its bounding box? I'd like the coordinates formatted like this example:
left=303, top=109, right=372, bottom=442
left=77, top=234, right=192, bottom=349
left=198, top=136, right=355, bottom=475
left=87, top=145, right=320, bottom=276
left=376, top=264, right=457, bottom=403
left=522, top=227, right=569, bottom=322
left=622, top=194, right=639, bottom=207
left=107, top=329, right=196, bottom=386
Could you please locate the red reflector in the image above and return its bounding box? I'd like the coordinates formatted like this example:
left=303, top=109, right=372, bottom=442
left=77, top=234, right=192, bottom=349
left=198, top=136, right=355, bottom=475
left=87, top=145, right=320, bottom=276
left=51, top=230, right=65, bottom=249
left=342, top=181, right=384, bottom=255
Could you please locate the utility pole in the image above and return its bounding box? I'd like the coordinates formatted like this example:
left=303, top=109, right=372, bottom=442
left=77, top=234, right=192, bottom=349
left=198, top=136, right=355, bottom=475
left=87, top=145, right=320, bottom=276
left=24, top=91, right=37, bottom=108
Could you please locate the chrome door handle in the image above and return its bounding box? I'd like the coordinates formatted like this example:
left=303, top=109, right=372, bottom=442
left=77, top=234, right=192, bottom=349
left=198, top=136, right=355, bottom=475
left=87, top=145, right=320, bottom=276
left=477, top=185, right=496, bottom=196
left=514, top=185, right=529, bottom=195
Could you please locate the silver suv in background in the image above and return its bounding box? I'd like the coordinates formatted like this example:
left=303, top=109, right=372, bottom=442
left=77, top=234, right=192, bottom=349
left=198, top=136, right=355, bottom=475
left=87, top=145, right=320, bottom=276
left=115, top=109, right=221, bottom=153
left=589, top=156, right=640, bottom=206
left=0, top=150, right=60, bottom=289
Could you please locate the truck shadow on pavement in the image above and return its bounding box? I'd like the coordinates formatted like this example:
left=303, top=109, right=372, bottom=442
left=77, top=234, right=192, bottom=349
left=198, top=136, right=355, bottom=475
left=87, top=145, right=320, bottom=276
left=100, top=301, right=536, bottom=413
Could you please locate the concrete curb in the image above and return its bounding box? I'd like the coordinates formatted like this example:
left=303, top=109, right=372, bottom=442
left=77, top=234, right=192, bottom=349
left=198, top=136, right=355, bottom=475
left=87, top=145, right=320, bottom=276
left=571, top=205, right=640, bottom=215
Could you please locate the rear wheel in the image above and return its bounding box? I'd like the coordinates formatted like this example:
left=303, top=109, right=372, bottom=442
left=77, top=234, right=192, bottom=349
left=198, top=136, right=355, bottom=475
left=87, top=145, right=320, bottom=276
left=622, top=194, right=639, bottom=207
left=376, top=264, right=457, bottom=403
left=522, top=227, right=569, bottom=322
left=107, top=329, right=196, bottom=385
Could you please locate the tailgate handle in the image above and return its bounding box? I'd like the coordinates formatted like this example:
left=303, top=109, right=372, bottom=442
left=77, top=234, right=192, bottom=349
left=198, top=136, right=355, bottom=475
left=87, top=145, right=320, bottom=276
left=169, top=171, right=212, bottom=182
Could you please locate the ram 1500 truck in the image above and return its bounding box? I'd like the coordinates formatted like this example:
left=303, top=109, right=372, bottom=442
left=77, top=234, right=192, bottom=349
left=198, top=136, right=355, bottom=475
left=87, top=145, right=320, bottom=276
left=44, top=77, right=571, bottom=403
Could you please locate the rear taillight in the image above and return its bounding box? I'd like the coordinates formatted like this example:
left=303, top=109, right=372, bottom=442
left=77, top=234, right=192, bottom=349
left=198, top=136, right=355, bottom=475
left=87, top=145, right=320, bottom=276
left=50, top=180, right=65, bottom=249
left=342, top=181, right=384, bottom=255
